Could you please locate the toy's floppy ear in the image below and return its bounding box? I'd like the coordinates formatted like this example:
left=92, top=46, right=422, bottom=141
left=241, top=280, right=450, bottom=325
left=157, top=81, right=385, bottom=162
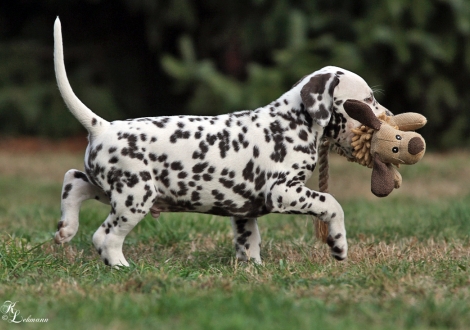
left=300, top=73, right=339, bottom=127
left=389, top=113, right=427, bottom=131
left=371, top=153, right=395, bottom=197
left=343, top=99, right=382, bottom=130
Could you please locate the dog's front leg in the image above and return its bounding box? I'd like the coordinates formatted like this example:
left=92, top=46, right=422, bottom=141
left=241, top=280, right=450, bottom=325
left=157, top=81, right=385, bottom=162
left=268, top=183, right=347, bottom=260
left=230, top=217, right=262, bottom=264
left=55, top=170, right=109, bottom=244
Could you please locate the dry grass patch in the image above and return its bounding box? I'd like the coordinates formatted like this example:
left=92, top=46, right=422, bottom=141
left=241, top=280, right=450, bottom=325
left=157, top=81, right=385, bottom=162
left=0, top=151, right=83, bottom=182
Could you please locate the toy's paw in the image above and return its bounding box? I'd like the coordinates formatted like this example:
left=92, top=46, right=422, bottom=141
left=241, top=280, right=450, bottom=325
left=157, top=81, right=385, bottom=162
left=389, top=165, right=402, bottom=189
left=393, top=173, right=402, bottom=189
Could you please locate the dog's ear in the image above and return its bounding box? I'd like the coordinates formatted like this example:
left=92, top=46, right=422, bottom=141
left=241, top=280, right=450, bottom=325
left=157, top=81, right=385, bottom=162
left=343, top=99, right=382, bottom=130
left=300, top=73, right=339, bottom=127
left=371, top=153, right=395, bottom=197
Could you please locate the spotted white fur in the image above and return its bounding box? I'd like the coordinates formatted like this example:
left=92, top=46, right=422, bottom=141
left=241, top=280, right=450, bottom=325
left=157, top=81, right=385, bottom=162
left=53, top=18, right=390, bottom=266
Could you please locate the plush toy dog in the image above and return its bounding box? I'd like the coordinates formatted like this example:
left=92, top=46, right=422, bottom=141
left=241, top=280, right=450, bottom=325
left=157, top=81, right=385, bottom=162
left=313, top=100, right=427, bottom=242
left=343, top=99, right=427, bottom=197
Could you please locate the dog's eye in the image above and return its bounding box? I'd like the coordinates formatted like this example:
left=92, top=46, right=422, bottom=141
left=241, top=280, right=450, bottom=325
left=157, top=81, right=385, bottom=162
left=364, top=97, right=373, bottom=103
left=392, top=147, right=399, bottom=153
left=396, top=135, right=402, bottom=140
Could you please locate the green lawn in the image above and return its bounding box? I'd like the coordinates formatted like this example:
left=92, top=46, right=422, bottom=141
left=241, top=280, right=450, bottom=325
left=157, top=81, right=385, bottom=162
left=0, top=151, right=469, bottom=329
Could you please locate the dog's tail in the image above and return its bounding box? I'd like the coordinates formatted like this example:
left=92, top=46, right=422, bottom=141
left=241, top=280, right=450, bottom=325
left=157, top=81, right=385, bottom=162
left=54, top=17, right=109, bottom=136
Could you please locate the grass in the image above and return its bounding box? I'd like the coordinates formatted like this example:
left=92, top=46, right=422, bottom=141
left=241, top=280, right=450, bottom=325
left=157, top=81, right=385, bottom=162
left=0, top=149, right=469, bottom=329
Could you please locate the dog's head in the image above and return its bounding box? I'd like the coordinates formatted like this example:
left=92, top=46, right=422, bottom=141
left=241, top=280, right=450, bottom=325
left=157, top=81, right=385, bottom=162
left=294, top=66, right=390, bottom=157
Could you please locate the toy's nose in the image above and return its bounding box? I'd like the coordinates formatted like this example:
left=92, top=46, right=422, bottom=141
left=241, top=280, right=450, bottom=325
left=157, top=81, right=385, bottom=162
left=408, top=137, right=424, bottom=155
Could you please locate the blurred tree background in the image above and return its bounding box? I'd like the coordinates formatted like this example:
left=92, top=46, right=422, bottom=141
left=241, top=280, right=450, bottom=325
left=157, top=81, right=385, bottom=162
left=1, top=0, right=469, bottom=149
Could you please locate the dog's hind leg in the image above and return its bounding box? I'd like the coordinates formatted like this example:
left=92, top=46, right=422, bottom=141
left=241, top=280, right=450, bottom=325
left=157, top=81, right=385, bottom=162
left=92, top=183, right=158, bottom=267
left=231, top=217, right=262, bottom=264
left=55, top=170, right=109, bottom=244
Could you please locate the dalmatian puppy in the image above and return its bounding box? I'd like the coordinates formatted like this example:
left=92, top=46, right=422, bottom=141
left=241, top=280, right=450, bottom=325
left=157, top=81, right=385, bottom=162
left=53, top=18, right=390, bottom=267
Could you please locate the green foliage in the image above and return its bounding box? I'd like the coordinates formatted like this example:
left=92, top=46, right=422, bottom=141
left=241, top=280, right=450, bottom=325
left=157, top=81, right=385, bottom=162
left=2, top=0, right=470, bottom=148
left=0, top=42, right=123, bottom=137
left=160, top=0, right=470, bottom=149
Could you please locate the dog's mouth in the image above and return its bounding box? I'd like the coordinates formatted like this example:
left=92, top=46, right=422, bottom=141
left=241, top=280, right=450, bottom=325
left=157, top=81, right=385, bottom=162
left=330, top=139, right=355, bottom=160
left=334, top=122, right=359, bottom=157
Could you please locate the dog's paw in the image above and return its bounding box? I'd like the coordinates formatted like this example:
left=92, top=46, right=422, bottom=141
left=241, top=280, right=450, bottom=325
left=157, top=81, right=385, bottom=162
left=326, top=233, right=348, bottom=261
left=235, top=250, right=262, bottom=265
left=54, top=220, right=78, bottom=244
left=97, top=248, right=130, bottom=268
left=93, top=227, right=129, bottom=267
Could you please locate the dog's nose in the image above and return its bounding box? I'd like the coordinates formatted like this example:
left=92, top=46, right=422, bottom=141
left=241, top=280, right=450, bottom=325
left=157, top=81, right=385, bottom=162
left=408, top=137, right=424, bottom=155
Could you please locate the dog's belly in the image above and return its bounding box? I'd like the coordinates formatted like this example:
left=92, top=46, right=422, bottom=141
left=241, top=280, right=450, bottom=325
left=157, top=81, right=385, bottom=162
left=101, top=115, right=276, bottom=218
left=151, top=190, right=269, bottom=217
